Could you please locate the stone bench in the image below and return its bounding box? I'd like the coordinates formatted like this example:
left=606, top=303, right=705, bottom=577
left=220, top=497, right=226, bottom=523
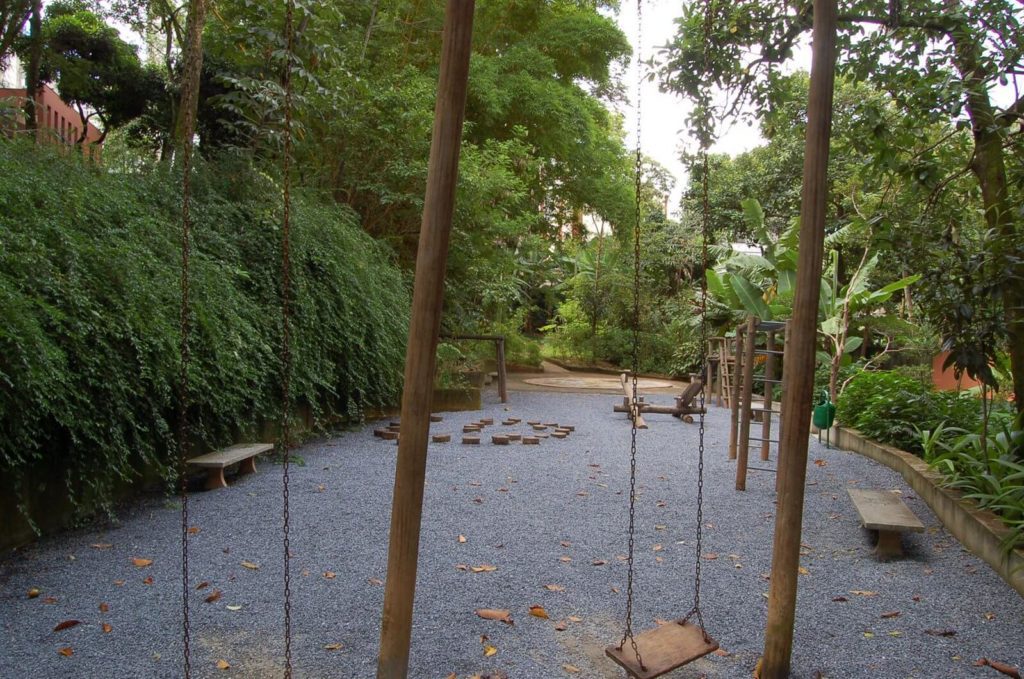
left=847, top=488, right=924, bottom=560
left=188, top=443, right=274, bottom=491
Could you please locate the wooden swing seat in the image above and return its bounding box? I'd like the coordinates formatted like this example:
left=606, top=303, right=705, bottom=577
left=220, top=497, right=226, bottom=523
left=605, top=621, right=718, bottom=679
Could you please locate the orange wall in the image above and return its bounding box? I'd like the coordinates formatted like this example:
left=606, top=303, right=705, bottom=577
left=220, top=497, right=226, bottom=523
left=0, top=84, right=103, bottom=159
left=932, top=351, right=982, bottom=391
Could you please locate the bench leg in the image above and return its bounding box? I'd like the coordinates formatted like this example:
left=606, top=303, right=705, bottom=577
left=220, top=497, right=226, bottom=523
left=205, top=468, right=228, bottom=491
left=237, top=456, right=257, bottom=476
left=874, top=530, right=903, bottom=560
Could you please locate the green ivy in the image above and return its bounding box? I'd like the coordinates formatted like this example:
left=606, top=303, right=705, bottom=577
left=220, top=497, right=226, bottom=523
left=0, top=141, right=408, bottom=524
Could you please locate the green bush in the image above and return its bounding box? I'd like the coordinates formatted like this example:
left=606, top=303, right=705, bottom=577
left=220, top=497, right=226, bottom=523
left=836, top=370, right=981, bottom=454
left=0, top=141, right=408, bottom=523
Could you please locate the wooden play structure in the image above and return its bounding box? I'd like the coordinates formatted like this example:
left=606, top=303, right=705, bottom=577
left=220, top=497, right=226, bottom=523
left=728, top=317, right=789, bottom=491
left=166, top=0, right=844, bottom=677
left=612, top=372, right=705, bottom=427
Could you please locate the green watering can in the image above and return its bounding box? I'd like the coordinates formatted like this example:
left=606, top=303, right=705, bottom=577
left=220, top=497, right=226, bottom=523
left=813, top=390, right=836, bottom=448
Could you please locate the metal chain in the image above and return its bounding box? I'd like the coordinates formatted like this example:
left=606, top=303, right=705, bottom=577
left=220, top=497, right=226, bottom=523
left=281, top=0, right=295, bottom=675
left=618, top=0, right=645, bottom=671
left=683, top=0, right=715, bottom=641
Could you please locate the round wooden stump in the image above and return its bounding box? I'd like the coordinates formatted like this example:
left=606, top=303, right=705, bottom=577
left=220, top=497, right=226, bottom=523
left=462, top=435, right=481, bottom=445
left=522, top=436, right=540, bottom=445
left=431, top=433, right=451, bottom=443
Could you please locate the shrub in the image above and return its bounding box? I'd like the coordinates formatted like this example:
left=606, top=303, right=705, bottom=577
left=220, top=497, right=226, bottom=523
left=836, top=370, right=980, bottom=454
left=0, top=141, right=409, bottom=524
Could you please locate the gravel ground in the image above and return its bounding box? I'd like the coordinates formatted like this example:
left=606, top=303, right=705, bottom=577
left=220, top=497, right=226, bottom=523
left=2, top=388, right=1022, bottom=679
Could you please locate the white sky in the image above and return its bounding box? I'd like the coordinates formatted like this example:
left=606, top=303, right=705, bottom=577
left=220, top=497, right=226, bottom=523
left=613, top=1, right=812, bottom=215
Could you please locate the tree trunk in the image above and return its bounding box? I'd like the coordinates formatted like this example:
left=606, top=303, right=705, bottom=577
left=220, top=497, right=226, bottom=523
left=174, top=0, right=208, bottom=148
left=948, top=13, right=1023, bottom=414
left=23, top=0, right=41, bottom=139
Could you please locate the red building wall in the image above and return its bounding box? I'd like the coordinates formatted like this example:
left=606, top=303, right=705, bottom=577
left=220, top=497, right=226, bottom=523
left=0, top=84, right=103, bottom=159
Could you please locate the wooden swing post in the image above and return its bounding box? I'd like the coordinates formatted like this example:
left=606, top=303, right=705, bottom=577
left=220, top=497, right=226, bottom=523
left=377, top=2, right=475, bottom=677
left=761, top=0, right=837, bottom=676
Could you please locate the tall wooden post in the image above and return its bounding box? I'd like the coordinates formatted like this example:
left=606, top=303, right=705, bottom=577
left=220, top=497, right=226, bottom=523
left=377, top=2, right=475, bottom=677
left=761, top=0, right=837, bottom=675
left=735, top=315, right=757, bottom=490
left=760, top=330, right=776, bottom=461
left=728, top=329, right=744, bottom=459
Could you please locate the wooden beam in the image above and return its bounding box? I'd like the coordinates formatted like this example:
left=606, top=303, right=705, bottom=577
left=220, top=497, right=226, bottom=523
left=761, top=330, right=777, bottom=461
left=376, top=2, right=475, bottom=677
left=761, top=0, right=837, bottom=675
left=619, top=373, right=648, bottom=429
left=735, top=316, right=757, bottom=490
left=728, top=329, right=743, bottom=459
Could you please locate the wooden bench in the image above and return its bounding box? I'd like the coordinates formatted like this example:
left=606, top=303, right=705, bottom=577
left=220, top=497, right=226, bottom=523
left=847, top=489, right=924, bottom=560
left=188, top=443, right=275, bottom=491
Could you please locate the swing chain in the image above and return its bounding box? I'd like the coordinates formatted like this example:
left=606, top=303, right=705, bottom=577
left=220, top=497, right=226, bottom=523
left=619, top=0, right=645, bottom=670
left=281, top=0, right=296, bottom=675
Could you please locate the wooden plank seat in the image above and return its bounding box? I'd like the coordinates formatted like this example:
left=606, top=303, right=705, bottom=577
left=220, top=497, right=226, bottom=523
left=606, top=620, right=718, bottom=678
left=613, top=374, right=705, bottom=424
left=188, top=443, right=274, bottom=491
left=847, top=489, right=924, bottom=560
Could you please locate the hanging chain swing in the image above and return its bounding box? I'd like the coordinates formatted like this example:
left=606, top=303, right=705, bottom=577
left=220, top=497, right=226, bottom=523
left=177, top=1, right=297, bottom=676
left=604, top=0, right=718, bottom=676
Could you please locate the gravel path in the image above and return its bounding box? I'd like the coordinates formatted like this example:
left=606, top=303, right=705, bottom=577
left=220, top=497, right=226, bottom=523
left=2, top=388, right=1022, bottom=678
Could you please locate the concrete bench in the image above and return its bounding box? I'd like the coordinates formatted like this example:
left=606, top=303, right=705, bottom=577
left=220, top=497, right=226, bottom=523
left=188, top=443, right=274, bottom=491
left=847, top=489, right=924, bottom=560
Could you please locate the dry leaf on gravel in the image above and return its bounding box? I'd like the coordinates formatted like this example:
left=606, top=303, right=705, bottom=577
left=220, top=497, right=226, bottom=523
left=53, top=620, right=81, bottom=632
left=132, top=558, right=153, bottom=567
left=560, top=541, right=571, bottom=547
left=544, top=584, right=565, bottom=592
left=205, top=590, right=222, bottom=604
left=27, top=588, right=40, bottom=599
left=974, top=658, right=1021, bottom=678
left=529, top=605, right=549, bottom=619
left=559, top=556, right=572, bottom=563
left=554, top=621, right=568, bottom=631
left=226, top=605, right=242, bottom=611
left=563, top=664, right=581, bottom=673
left=196, top=581, right=210, bottom=590
left=476, top=609, right=513, bottom=625
left=142, top=577, right=154, bottom=585
left=458, top=535, right=467, bottom=543
left=483, top=644, right=498, bottom=657
left=324, top=571, right=336, bottom=579
left=591, top=559, right=607, bottom=566
left=849, top=590, right=878, bottom=597
left=925, top=628, right=956, bottom=637
left=216, top=659, right=230, bottom=670
left=368, top=578, right=384, bottom=586
left=470, top=565, right=498, bottom=573
left=241, top=561, right=260, bottom=570
left=881, top=611, right=900, bottom=619
left=58, top=647, right=73, bottom=657
left=99, top=603, right=109, bottom=613
left=324, top=643, right=344, bottom=651
left=102, top=623, right=113, bottom=633
left=90, top=543, right=113, bottom=550
left=703, top=553, right=719, bottom=560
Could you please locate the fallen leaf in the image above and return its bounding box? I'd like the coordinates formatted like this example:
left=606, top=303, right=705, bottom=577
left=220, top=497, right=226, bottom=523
left=653, top=544, right=663, bottom=552
left=53, top=620, right=81, bottom=632
left=142, top=577, right=154, bottom=585
left=205, top=590, right=222, bottom=604
left=560, top=541, right=571, bottom=547
left=113, top=580, right=125, bottom=587
left=984, top=612, right=996, bottom=620
left=476, top=609, right=513, bottom=625
left=714, top=648, right=730, bottom=657
left=132, top=558, right=153, bottom=568
left=470, top=565, right=498, bottom=573
left=563, top=664, right=581, bottom=673
left=188, top=526, right=201, bottom=535
left=975, top=658, right=1021, bottom=678
left=473, top=497, right=484, bottom=504
left=925, top=628, right=956, bottom=637
left=241, top=561, right=260, bottom=570
left=881, top=611, right=900, bottom=619
left=814, top=459, right=827, bottom=466
left=703, top=553, right=719, bottom=560
left=559, top=556, right=572, bottom=563
left=888, top=631, right=903, bottom=637
left=592, top=559, right=607, bottom=566
left=458, top=535, right=467, bottom=543
left=544, top=584, right=565, bottom=592
left=456, top=564, right=469, bottom=571
left=99, top=603, right=109, bottom=613
left=849, top=590, right=878, bottom=597
left=568, top=615, right=583, bottom=622
left=58, top=647, right=73, bottom=657
left=43, top=596, right=58, bottom=604
left=90, top=543, right=113, bottom=550
left=529, top=605, right=549, bottom=619
left=324, top=571, right=336, bottom=579
left=654, top=618, right=673, bottom=626
left=216, top=659, right=230, bottom=670
left=863, top=631, right=874, bottom=638
left=196, top=581, right=211, bottom=590
left=576, top=491, right=588, bottom=497
left=27, top=588, right=40, bottom=599
left=323, top=643, right=344, bottom=651
left=554, top=620, right=568, bottom=631
left=798, top=567, right=809, bottom=575
left=655, top=525, right=667, bottom=531
left=226, top=605, right=242, bottom=611
left=832, top=596, right=848, bottom=602
left=610, top=587, right=619, bottom=593
left=368, top=578, right=384, bottom=586
left=483, top=644, right=498, bottom=657
left=912, top=595, right=922, bottom=602
left=102, top=623, right=112, bottom=633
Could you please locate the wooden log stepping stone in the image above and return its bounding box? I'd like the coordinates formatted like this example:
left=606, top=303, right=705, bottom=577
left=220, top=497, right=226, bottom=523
left=847, top=489, right=924, bottom=560
left=387, top=425, right=402, bottom=433
left=543, top=422, right=559, bottom=428
left=561, top=425, right=575, bottom=432
left=507, top=433, right=522, bottom=441
left=480, top=417, right=494, bottom=425
left=522, top=436, right=540, bottom=445
left=430, top=414, right=443, bottom=422
left=379, top=430, right=399, bottom=441
left=502, top=419, right=517, bottom=426
left=463, top=425, right=481, bottom=433
left=390, top=421, right=401, bottom=427
left=535, top=433, right=549, bottom=439
left=492, top=435, right=510, bottom=445
left=552, top=431, right=568, bottom=439
left=187, top=443, right=274, bottom=491
left=373, top=428, right=389, bottom=438
left=527, top=420, right=541, bottom=426
left=462, top=435, right=481, bottom=445
left=432, top=433, right=451, bottom=443
left=532, top=424, right=547, bottom=431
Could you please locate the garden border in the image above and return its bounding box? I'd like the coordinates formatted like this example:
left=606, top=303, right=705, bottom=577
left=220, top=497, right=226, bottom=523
left=825, top=425, right=1024, bottom=596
